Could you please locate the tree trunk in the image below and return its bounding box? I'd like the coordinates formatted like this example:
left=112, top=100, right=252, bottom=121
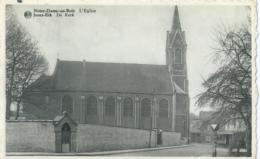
left=6, top=94, right=11, bottom=120
left=238, top=110, right=251, bottom=156
left=245, top=126, right=251, bottom=156
left=6, top=58, right=16, bottom=120
left=15, top=100, right=22, bottom=120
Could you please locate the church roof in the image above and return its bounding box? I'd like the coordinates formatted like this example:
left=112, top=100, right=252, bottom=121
left=173, top=82, right=186, bottom=94
left=30, top=60, right=176, bottom=95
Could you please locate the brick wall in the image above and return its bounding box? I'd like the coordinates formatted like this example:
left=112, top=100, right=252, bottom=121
left=6, top=121, right=55, bottom=152
left=23, top=91, right=175, bottom=132
left=175, top=94, right=188, bottom=137
left=175, top=115, right=188, bottom=137
left=158, top=117, right=171, bottom=131
left=176, top=94, right=187, bottom=115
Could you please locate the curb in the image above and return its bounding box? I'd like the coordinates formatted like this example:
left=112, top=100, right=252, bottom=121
left=7, top=144, right=191, bottom=156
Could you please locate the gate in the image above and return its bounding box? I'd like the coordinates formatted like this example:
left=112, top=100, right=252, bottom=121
left=157, top=129, right=163, bottom=145
left=62, top=123, right=71, bottom=152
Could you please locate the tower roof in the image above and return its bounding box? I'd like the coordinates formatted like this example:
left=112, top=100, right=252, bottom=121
left=171, top=6, right=182, bottom=32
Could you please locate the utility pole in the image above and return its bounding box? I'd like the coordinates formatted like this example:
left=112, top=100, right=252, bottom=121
left=210, top=124, right=219, bottom=157
left=149, top=115, right=152, bottom=148
left=149, top=89, right=156, bottom=148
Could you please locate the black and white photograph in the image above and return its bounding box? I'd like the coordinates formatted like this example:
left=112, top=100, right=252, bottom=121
left=2, top=1, right=256, bottom=158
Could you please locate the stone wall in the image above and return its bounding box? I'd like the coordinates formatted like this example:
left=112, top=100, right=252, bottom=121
left=6, top=121, right=55, bottom=152
left=161, top=131, right=181, bottom=146
left=76, top=124, right=181, bottom=152
left=6, top=121, right=181, bottom=153
left=76, top=124, right=156, bottom=152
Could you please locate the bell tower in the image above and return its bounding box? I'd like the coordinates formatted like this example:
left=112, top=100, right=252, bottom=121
left=166, top=6, right=190, bottom=140
left=166, top=6, right=188, bottom=92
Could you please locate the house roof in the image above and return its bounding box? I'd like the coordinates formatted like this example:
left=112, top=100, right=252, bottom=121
left=22, top=101, right=59, bottom=119
left=27, top=74, right=52, bottom=90
left=29, top=60, right=180, bottom=95
left=199, top=111, right=216, bottom=121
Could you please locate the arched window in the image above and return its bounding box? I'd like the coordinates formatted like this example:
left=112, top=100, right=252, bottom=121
left=105, top=96, right=115, bottom=116
left=62, top=95, right=73, bottom=114
left=45, top=96, right=49, bottom=104
left=174, top=48, right=182, bottom=64
left=123, top=97, right=133, bottom=117
left=141, top=98, right=151, bottom=117
left=87, top=96, right=97, bottom=115
left=159, top=99, right=168, bottom=117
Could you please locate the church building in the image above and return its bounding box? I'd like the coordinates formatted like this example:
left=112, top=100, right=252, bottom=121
left=22, top=6, right=190, bottom=138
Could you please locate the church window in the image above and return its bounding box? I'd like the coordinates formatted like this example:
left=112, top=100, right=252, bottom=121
left=62, top=95, right=73, bottom=114
left=141, top=98, right=151, bottom=117
left=105, top=96, right=116, bottom=116
left=123, top=97, right=133, bottom=117
left=184, top=79, right=186, bottom=91
left=174, top=48, right=182, bottom=64
left=86, top=96, right=97, bottom=115
left=45, top=96, right=49, bottom=104
left=159, top=99, right=168, bottom=117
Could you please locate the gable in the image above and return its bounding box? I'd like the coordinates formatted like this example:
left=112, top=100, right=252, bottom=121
left=53, top=111, right=77, bottom=132
left=171, top=30, right=186, bottom=47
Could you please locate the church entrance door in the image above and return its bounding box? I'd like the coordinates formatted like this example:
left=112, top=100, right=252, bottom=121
left=61, top=123, right=71, bottom=152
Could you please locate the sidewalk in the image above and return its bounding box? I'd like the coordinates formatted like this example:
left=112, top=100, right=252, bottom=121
left=7, top=145, right=190, bottom=156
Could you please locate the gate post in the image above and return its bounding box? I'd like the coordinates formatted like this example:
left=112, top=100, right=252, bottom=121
left=54, top=131, right=62, bottom=153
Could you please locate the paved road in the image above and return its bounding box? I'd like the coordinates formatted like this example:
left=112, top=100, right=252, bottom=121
left=109, top=143, right=229, bottom=157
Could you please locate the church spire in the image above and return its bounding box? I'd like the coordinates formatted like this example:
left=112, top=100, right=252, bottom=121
left=166, top=5, right=187, bottom=91
left=171, top=6, right=182, bottom=32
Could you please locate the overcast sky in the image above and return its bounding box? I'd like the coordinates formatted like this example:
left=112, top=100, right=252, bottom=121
left=12, top=5, right=248, bottom=114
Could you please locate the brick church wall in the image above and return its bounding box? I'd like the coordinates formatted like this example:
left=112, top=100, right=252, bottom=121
left=121, top=116, right=135, bottom=128
left=176, top=94, right=187, bottom=115
left=158, top=117, right=171, bottom=131
left=104, top=115, right=116, bottom=126
left=175, top=94, right=188, bottom=137
left=23, top=91, right=175, bottom=132
left=6, top=121, right=55, bottom=152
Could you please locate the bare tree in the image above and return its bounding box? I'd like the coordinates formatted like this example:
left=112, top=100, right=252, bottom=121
left=6, top=7, right=48, bottom=120
left=196, top=24, right=251, bottom=156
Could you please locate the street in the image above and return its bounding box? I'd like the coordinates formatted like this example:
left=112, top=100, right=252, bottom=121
left=109, top=143, right=229, bottom=157
left=7, top=143, right=248, bottom=157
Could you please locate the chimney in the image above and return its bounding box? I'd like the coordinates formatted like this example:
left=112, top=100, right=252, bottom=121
left=80, top=60, right=87, bottom=89
left=82, top=59, right=86, bottom=73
